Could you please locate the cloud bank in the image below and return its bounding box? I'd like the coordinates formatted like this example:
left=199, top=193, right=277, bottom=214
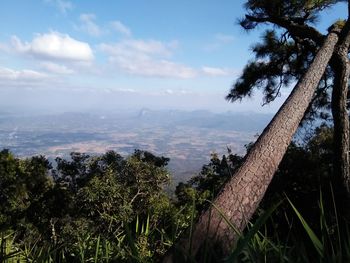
left=11, top=32, right=94, bottom=61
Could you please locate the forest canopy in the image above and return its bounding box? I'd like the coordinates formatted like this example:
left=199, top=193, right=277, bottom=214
left=1, top=126, right=349, bottom=262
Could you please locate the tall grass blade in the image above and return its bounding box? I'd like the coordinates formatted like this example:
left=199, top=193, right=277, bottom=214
left=207, top=201, right=241, bottom=236
left=225, top=200, right=283, bottom=262
left=145, top=214, right=150, bottom=236
left=330, top=183, right=342, bottom=254
left=287, top=197, right=324, bottom=257
left=125, top=224, right=140, bottom=262
left=94, top=235, right=100, bottom=263
left=188, top=195, right=196, bottom=256
left=136, top=215, right=139, bottom=234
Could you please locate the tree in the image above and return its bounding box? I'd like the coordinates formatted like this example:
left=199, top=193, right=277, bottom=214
left=0, top=149, right=184, bottom=261
left=332, top=22, right=350, bottom=193
left=228, top=0, right=350, bottom=195
left=174, top=125, right=343, bottom=261
left=0, top=150, right=27, bottom=229
left=175, top=153, right=243, bottom=212
left=55, top=152, right=91, bottom=191
left=164, top=17, right=350, bottom=263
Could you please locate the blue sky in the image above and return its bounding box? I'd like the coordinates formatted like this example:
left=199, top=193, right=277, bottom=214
left=0, top=0, right=347, bottom=113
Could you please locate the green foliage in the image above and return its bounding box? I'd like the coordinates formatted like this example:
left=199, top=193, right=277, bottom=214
left=227, top=29, right=314, bottom=105
left=242, top=0, right=340, bottom=29
left=228, top=0, right=346, bottom=121
left=1, top=125, right=350, bottom=262
left=175, top=152, right=243, bottom=212
left=174, top=125, right=350, bottom=262
left=0, top=149, right=190, bottom=262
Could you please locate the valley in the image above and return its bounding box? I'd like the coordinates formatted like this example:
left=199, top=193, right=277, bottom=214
left=0, top=109, right=271, bottom=182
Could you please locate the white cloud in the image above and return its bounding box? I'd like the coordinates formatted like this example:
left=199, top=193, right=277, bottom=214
left=203, top=33, right=235, bottom=51
left=75, top=15, right=131, bottom=38
left=76, top=14, right=102, bottom=37
left=100, top=40, right=196, bottom=78
left=0, top=67, right=47, bottom=81
left=110, top=55, right=196, bottom=79
left=100, top=39, right=235, bottom=79
left=56, top=0, right=73, bottom=13
left=201, top=66, right=234, bottom=77
left=101, top=39, right=175, bottom=57
left=110, top=21, right=132, bottom=37
left=165, top=89, right=174, bottom=94
left=45, top=0, right=73, bottom=14
left=215, top=33, right=235, bottom=44
left=40, top=62, right=74, bottom=74
left=0, top=43, right=8, bottom=52
left=117, top=88, right=136, bottom=93
left=11, top=32, right=94, bottom=61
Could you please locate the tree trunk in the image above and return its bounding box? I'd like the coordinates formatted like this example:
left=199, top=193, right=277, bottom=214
left=163, top=29, right=340, bottom=262
left=332, top=56, right=350, bottom=194
left=331, top=22, right=350, bottom=196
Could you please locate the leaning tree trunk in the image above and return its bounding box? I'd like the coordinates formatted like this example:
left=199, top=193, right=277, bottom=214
left=331, top=22, right=350, bottom=195
left=163, top=28, right=341, bottom=262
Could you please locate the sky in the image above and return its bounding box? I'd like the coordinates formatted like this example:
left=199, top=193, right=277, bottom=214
left=0, top=0, right=347, bottom=113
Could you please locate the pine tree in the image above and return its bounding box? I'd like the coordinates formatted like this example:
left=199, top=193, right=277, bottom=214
left=228, top=0, right=350, bottom=195
left=164, top=1, right=350, bottom=260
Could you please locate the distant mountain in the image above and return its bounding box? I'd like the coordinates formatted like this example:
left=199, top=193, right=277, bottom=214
left=135, top=109, right=272, bottom=132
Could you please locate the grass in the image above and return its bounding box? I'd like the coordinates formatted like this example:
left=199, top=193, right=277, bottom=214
left=1, top=189, right=350, bottom=262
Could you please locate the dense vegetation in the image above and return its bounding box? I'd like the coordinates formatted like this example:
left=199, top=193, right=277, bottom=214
left=1, top=124, right=349, bottom=262
left=175, top=0, right=350, bottom=257
left=0, top=149, right=192, bottom=262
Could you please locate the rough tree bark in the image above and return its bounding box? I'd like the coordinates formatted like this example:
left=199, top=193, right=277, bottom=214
left=245, top=2, right=350, bottom=198
left=163, top=28, right=342, bottom=262
left=331, top=21, right=350, bottom=194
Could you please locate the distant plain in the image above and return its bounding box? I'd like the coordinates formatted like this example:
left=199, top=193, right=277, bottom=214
left=0, top=109, right=271, bottom=183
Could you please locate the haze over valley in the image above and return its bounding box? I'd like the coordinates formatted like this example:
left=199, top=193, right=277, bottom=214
left=0, top=109, right=271, bottom=182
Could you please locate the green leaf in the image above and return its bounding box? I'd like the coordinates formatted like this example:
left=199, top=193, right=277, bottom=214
left=287, top=197, right=324, bottom=257
left=225, top=200, right=283, bottom=262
